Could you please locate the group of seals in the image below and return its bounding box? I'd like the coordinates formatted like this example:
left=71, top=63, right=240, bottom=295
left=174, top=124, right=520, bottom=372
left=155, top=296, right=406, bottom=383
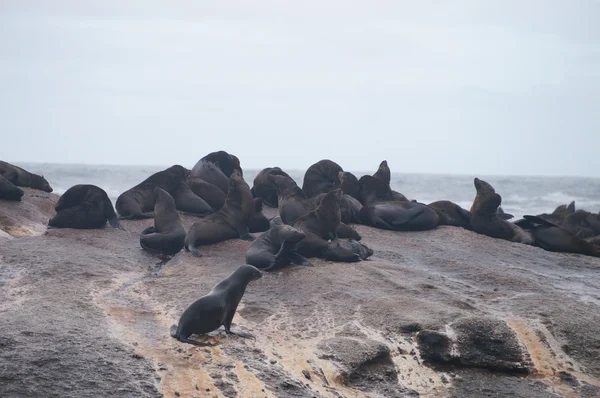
left=170, top=264, right=262, bottom=346
left=48, top=185, right=122, bottom=230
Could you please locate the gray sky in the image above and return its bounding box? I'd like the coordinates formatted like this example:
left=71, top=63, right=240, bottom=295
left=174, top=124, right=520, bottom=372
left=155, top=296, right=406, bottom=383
left=1, top=0, right=599, bottom=176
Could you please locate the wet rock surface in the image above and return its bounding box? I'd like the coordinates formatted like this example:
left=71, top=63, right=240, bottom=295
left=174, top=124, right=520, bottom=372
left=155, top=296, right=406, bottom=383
left=1, top=194, right=600, bottom=397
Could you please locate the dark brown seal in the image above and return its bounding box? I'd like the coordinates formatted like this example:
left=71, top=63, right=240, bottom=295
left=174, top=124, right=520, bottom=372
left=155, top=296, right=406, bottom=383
left=0, top=161, right=52, bottom=192
left=470, top=178, right=533, bottom=244
left=184, top=173, right=255, bottom=257
left=0, top=174, right=24, bottom=201
left=428, top=200, right=472, bottom=229
left=518, top=215, right=599, bottom=257
left=171, top=182, right=213, bottom=216
left=190, top=151, right=242, bottom=194
left=140, top=188, right=186, bottom=255
left=302, top=159, right=343, bottom=198
left=251, top=167, right=292, bottom=208
left=186, top=177, right=226, bottom=210
left=360, top=201, right=439, bottom=231
left=170, top=264, right=262, bottom=346
left=116, top=165, right=189, bottom=219
left=248, top=198, right=270, bottom=233
left=245, top=225, right=312, bottom=271
left=48, top=184, right=122, bottom=230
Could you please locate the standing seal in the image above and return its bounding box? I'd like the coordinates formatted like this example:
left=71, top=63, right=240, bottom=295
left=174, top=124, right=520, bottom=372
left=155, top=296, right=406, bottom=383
left=302, top=159, right=343, bottom=198
left=170, top=264, right=262, bottom=346
left=251, top=167, right=292, bottom=208
left=246, top=225, right=312, bottom=271
left=185, top=173, right=255, bottom=257
left=140, top=188, right=186, bottom=255
left=517, top=215, right=599, bottom=257
left=0, top=161, right=52, bottom=192
left=0, top=174, right=24, bottom=201
left=470, top=178, right=533, bottom=244
left=428, top=200, right=472, bottom=229
left=116, top=165, right=190, bottom=219
left=48, top=184, right=122, bottom=229
left=190, top=151, right=242, bottom=194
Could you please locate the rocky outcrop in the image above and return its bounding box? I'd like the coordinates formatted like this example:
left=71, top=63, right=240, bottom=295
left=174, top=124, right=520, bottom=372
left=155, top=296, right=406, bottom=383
left=1, top=191, right=600, bottom=397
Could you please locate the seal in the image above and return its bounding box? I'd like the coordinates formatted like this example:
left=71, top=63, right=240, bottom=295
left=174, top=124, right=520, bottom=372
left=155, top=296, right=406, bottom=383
left=0, top=174, right=24, bottom=201
left=302, top=159, right=343, bottom=198
left=359, top=161, right=408, bottom=205
left=140, top=188, right=186, bottom=255
left=116, top=165, right=189, bottom=219
left=171, top=182, right=213, bottom=216
left=517, top=215, right=599, bottom=257
left=325, top=239, right=373, bottom=262
left=312, top=191, right=362, bottom=224
left=0, top=160, right=52, bottom=192
left=251, top=167, right=292, bottom=208
left=339, top=171, right=361, bottom=201
left=170, top=264, right=262, bottom=346
left=190, top=151, right=242, bottom=194
left=561, top=210, right=600, bottom=238
left=245, top=225, right=312, bottom=271
left=48, top=184, right=122, bottom=229
left=360, top=201, right=440, bottom=231
left=470, top=178, right=533, bottom=244
left=185, top=172, right=255, bottom=257
left=270, top=174, right=361, bottom=240
left=186, top=177, right=226, bottom=210
left=248, top=198, right=271, bottom=233
left=428, top=200, right=472, bottom=229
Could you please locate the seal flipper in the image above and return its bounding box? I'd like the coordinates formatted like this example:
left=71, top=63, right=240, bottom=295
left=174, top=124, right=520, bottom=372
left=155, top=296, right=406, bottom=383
left=108, top=216, right=125, bottom=230
left=170, top=324, right=178, bottom=338
left=186, top=244, right=203, bottom=257
left=370, top=215, right=394, bottom=230
left=289, top=251, right=313, bottom=266
left=523, top=215, right=560, bottom=228
left=236, top=225, right=255, bottom=241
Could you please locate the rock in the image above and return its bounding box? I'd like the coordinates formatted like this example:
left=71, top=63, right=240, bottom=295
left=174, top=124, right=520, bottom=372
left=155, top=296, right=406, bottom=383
left=417, top=317, right=531, bottom=373
left=317, top=337, right=417, bottom=397
left=0, top=188, right=57, bottom=236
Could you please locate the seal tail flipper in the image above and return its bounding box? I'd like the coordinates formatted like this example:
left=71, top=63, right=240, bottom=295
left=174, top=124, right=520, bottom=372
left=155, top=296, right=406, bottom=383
left=523, top=215, right=560, bottom=228
left=103, top=196, right=124, bottom=229
left=289, top=252, right=313, bottom=266
left=389, top=207, right=426, bottom=230
left=186, top=244, right=203, bottom=257
left=170, top=324, right=178, bottom=338
left=179, top=336, right=217, bottom=346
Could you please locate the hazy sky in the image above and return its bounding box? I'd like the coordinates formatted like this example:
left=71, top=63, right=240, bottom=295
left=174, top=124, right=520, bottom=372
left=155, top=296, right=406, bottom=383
left=1, top=1, right=599, bottom=176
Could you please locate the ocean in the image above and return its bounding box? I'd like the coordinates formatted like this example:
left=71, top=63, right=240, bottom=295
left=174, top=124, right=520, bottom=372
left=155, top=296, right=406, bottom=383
left=13, top=162, right=600, bottom=220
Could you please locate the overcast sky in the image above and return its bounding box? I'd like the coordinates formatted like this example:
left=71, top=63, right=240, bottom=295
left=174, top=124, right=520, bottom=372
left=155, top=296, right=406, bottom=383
left=1, top=1, right=599, bottom=176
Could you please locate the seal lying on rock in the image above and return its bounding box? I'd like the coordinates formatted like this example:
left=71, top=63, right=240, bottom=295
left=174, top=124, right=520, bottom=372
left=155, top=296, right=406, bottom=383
left=561, top=210, right=600, bottom=238
left=185, top=173, right=255, bottom=257
left=140, top=188, right=186, bottom=255
left=360, top=201, right=439, bottom=231
left=428, top=200, right=472, bottom=229
left=116, top=165, right=189, bottom=219
left=302, top=159, right=343, bottom=198
left=0, top=174, right=24, bottom=201
left=470, top=178, right=533, bottom=244
left=170, top=264, right=262, bottom=345
left=270, top=174, right=361, bottom=240
left=517, top=215, right=600, bottom=257
left=190, top=151, right=242, bottom=194
left=0, top=160, right=52, bottom=192
left=246, top=225, right=312, bottom=271
left=251, top=167, right=292, bottom=208
left=48, top=185, right=122, bottom=230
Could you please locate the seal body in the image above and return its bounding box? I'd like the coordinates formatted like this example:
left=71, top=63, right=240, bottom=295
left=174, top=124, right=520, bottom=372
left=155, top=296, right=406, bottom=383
left=186, top=177, right=226, bottom=210
left=360, top=201, right=439, bottom=231
left=251, top=167, right=291, bottom=208
left=140, top=188, right=186, bottom=255
left=184, top=173, right=255, bottom=257
left=470, top=178, right=533, bottom=244
left=248, top=198, right=271, bottom=233
left=190, top=151, right=242, bottom=194
left=246, top=225, right=312, bottom=271
left=170, top=264, right=262, bottom=345
left=48, top=185, right=122, bottom=229
left=428, top=200, right=472, bottom=229
left=0, top=161, right=52, bottom=192
left=0, top=174, right=24, bottom=201
left=302, top=159, right=343, bottom=198
left=171, top=182, right=213, bottom=216
left=116, top=165, right=189, bottom=219
left=312, top=192, right=362, bottom=224
left=518, top=215, right=599, bottom=257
